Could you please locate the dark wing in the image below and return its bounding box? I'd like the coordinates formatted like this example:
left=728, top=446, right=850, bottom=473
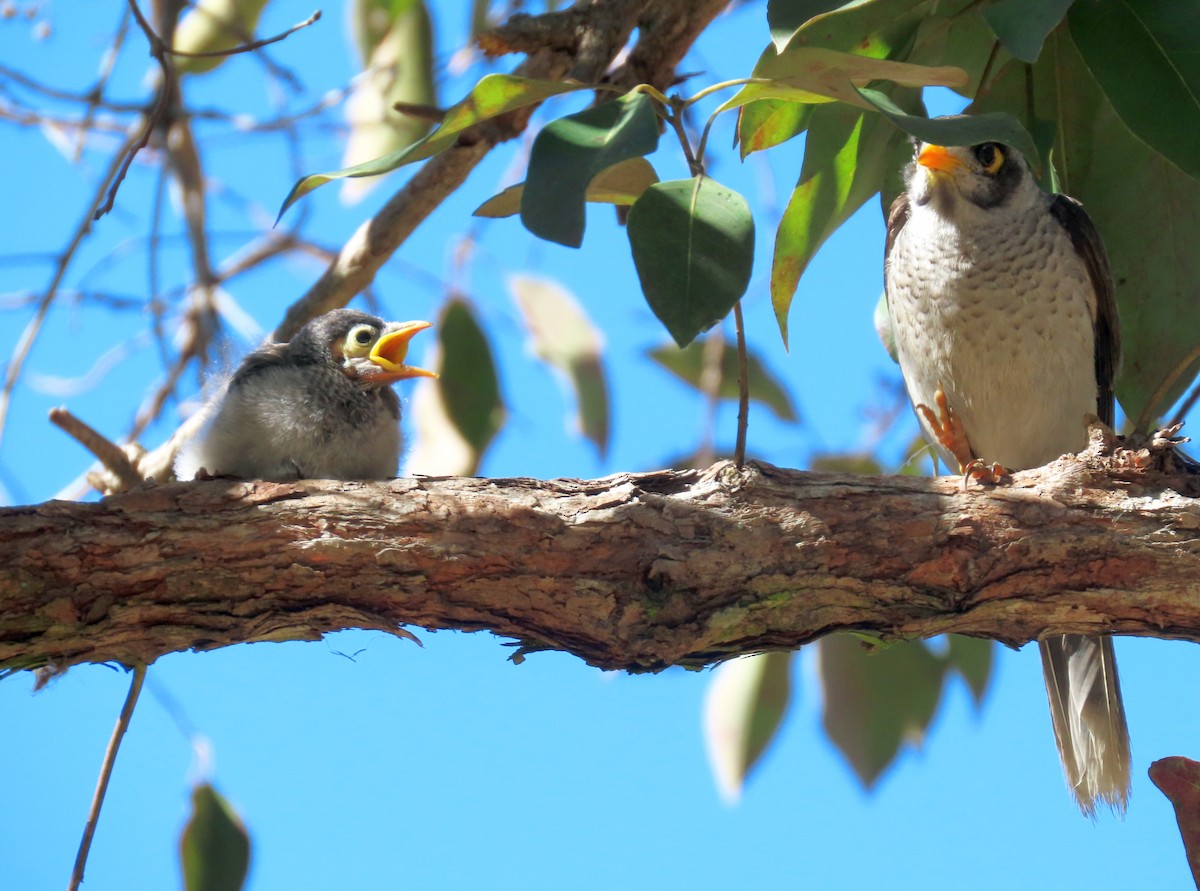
left=883, top=190, right=910, bottom=277
left=1049, top=194, right=1121, bottom=427
left=228, top=341, right=292, bottom=390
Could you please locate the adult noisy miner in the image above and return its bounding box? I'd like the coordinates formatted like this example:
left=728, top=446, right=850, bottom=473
left=176, top=308, right=435, bottom=481
left=883, top=138, right=1129, bottom=816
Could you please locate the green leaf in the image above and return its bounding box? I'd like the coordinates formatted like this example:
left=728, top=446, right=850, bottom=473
left=474, top=158, right=659, bottom=218
left=781, top=0, right=937, bottom=55
left=717, top=46, right=967, bottom=115
left=278, top=75, right=591, bottom=218
left=771, top=102, right=905, bottom=346
left=510, top=275, right=610, bottom=457
left=981, top=0, right=1075, bottom=63
left=819, top=635, right=946, bottom=788
left=341, top=0, right=437, bottom=203
left=767, top=0, right=857, bottom=47
left=703, top=652, right=793, bottom=803
left=180, top=784, right=251, bottom=891
left=944, top=635, right=993, bottom=707
left=857, top=87, right=1040, bottom=165
left=435, top=298, right=505, bottom=467
left=1069, top=0, right=1200, bottom=182
left=1049, top=33, right=1200, bottom=425
left=737, top=99, right=813, bottom=159
left=520, top=91, right=660, bottom=247
left=649, top=338, right=800, bottom=422
left=627, top=177, right=755, bottom=348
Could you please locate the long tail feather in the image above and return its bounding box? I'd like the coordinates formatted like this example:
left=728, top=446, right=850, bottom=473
left=1039, top=634, right=1131, bottom=816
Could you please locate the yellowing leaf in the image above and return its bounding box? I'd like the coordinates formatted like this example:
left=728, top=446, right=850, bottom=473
left=716, top=46, right=967, bottom=115
left=341, top=0, right=437, bottom=203
left=474, top=158, right=658, bottom=218
left=172, top=0, right=269, bottom=75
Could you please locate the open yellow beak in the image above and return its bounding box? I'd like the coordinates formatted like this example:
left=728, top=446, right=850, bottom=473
left=917, top=144, right=964, bottom=175
left=369, top=320, right=437, bottom=381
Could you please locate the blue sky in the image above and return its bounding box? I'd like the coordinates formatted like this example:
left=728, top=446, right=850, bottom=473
left=2, top=3, right=1197, bottom=889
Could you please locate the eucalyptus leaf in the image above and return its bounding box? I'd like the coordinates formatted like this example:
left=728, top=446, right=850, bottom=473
left=717, top=47, right=966, bottom=115
left=520, top=93, right=660, bottom=247
left=771, top=102, right=906, bottom=345
left=510, top=275, right=610, bottom=456
left=278, top=75, right=591, bottom=218
left=627, top=177, right=755, bottom=348
left=767, top=0, right=858, bottom=47
left=944, top=635, right=993, bottom=707
left=1069, top=0, right=1200, bottom=181
left=649, top=339, right=799, bottom=422
left=179, top=784, right=251, bottom=891
left=474, top=158, right=659, bottom=218
left=1051, top=34, right=1200, bottom=425
left=981, top=0, right=1075, bottom=63
left=820, top=635, right=946, bottom=788
left=435, top=298, right=505, bottom=466
left=857, top=88, right=1039, bottom=165
left=172, top=0, right=269, bottom=76
left=703, top=652, right=793, bottom=803
left=341, top=0, right=436, bottom=203
left=737, top=99, right=813, bottom=160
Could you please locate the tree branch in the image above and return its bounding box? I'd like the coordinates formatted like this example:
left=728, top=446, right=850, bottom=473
left=273, top=0, right=731, bottom=340
left=3, top=430, right=1199, bottom=677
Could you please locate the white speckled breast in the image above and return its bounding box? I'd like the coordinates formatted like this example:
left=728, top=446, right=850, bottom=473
left=886, top=195, right=1098, bottom=470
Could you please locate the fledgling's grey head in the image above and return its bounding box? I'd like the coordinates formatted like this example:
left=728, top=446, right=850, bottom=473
left=904, top=139, right=1041, bottom=225
left=287, top=308, right=436, bottom=388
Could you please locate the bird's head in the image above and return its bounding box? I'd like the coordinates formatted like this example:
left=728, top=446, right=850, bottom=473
left=907, top=140, right=1040, bottom=222
left=293, top=309, right=437, bottom=386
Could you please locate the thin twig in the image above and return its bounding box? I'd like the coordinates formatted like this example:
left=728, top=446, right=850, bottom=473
left=732, top=300, right=749, bottom=467
left=49, top=407, right=143, bottom=490
left=0, top=131, right=137, bottom=449
left=67, top=663, right=147, bottom=891
left=95, top=0, right=178, bottom=220
left=163, top=10, right=322, bottom=59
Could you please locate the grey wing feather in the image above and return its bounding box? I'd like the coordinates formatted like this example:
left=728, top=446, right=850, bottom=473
left=1049, top=195, right=1120, bottom=426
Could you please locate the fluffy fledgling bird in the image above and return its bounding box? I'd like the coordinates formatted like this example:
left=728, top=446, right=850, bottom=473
left=884, top=138, right=1130, bottom=816
left=176, top=309, right=435, bottom=481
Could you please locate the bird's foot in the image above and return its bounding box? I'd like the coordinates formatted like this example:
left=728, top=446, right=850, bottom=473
left=961, top=458, right=1011, bottom=486
left=915, top=387, right=975, bottom=470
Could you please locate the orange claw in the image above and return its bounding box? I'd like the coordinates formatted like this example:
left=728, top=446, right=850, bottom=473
left=914, top=387, right=1012, bottom=485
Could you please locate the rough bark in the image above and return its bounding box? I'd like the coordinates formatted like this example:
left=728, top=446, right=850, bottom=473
left=3, top=431, right=1199, bottom=677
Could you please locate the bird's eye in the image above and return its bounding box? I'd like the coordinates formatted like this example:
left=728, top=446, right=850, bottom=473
left=342, top=324, right=377, bottom=358
left=973, top=143, right=1005, bottom=175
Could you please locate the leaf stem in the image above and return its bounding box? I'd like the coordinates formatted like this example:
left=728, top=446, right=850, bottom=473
left=68, top=663, right=147, bottom=891
left=733, top=300, right=749, bottom=467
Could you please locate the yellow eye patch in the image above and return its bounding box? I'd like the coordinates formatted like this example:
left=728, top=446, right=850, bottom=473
left=341, top=324, right=377, bottom=358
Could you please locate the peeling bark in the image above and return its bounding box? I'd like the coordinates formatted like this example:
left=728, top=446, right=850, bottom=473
left=3, top=435, right=1200, bottom=677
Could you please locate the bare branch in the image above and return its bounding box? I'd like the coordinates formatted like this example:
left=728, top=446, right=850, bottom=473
left=48, top=407, right=142, bottom=491
left=67, top=664, right=146, bottom=891
left=162, top=10, right=321, bottom=59
left=3, top=433, right=1198, bottom=677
